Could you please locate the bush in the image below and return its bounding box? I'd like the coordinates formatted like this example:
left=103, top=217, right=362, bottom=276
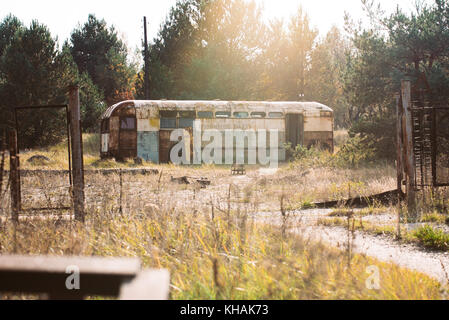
left=414, top=225, right=449, bottom=251
left=335, top=135, right=376, bottom=168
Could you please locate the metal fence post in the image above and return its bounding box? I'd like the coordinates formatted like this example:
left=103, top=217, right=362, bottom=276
left=69, top=85, right=85, bottom=223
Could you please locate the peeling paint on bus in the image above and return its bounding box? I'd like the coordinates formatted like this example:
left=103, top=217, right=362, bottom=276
left=100, top=100, right=334, bottom=163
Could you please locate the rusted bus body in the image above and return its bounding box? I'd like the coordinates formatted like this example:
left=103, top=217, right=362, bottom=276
left=100, top=100, right=334, bottom=164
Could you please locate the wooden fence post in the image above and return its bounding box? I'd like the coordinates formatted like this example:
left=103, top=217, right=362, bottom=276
left=401, top=80, right=417, bottom=217
left=395, top=93, right=404, bottom=193
left=9, top=130, right=20, bottom=223
left=69, top=85, right=85, bottom=223
left=0, top=129, right=6, bottom=197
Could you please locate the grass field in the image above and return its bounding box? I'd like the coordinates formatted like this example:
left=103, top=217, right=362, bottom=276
left=0, top=134, right=448, bottom=300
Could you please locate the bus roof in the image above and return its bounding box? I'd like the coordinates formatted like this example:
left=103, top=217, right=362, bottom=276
left=101, top=100, right=333, bottom=120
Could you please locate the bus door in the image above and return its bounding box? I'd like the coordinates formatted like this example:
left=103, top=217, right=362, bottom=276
left=118, top=116, right=137, bottom=160
left=286, top=113, right=304, bottom=148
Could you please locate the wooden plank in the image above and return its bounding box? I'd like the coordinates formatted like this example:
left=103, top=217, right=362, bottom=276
left=119, top=269, right=170, bottom=300
left=0, top=255, right=141, bottom=274
left=0, top=255, right=141, bottom=298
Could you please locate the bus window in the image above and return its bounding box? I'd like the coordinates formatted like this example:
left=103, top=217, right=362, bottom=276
left=216, top=111, right=231, bottom=118
left=179, top=118, right=194, bottom=128
left=160, top=110, right=177, bottom=129
left=197, top=111, right=214, bottom=119
left=161, top=118, right=177, bottom=128
left=178, top=111, right=195, bottom=128
left=234, top=112, right=249, bottom=118
left=160, top=110, right=177, bottom=118
left=180, top=111, right=196, bottom=118
left=251, top=112, right=266, bottom=118
left=268, top=112, right=284, bottom=118
left=120, top=117, right=136, bottom=130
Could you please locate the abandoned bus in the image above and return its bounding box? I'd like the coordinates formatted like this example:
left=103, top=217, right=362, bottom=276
left=99, top=100, right=334, bottom=163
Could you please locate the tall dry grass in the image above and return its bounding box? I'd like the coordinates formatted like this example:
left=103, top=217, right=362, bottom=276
left=0, top=165, right=445, bottom=300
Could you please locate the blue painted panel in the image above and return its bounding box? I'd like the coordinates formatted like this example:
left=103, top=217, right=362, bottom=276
left=179, top=118, right=194, bottom=128
left=137, top=132, right=159, bottom=164
left=160, top=118, right=176, bottom=129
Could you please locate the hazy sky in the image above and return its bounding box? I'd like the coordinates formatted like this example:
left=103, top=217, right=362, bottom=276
left=0, top=0, right=425, bottom=51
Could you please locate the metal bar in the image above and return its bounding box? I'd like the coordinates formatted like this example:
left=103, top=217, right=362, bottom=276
left=66, top=105, right=72, bottom=187
left=435, top=183, right=449, bottom=187
left=15, top=104, right=68, bottom=110
left=15, top=104, right=73, bottom=215
left=431, top=107, right=437, bottom=187
left=20, top=207, right=72, bottom=212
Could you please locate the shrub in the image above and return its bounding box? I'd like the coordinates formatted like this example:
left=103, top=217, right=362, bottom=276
left=336, top=135, right=376, bottom=168
left=414, top=225, right=449, bottom=251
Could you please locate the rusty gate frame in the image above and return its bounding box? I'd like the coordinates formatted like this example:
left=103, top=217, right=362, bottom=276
left=13, top=104, right=73, bottom=212
left=432, top=106, right=449, bottom=187
left=411, top=105, right=449, bottom=188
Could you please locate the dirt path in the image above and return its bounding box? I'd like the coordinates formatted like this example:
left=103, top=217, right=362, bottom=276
left=254, top=209, right=449, bottom=284
left=300, top=220, right=449, bottom=284
left=232, top=168, right=449, bottom=285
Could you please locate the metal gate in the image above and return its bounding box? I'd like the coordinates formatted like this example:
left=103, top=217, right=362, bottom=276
left=13, top=105, right=73, bottom=212
left=411, top=105, right=449, bottom=189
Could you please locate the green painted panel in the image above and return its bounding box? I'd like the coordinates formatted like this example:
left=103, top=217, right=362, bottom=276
left=137, top=132, right=159, bottom=164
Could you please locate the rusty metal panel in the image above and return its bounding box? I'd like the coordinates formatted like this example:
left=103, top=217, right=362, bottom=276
left=304, top=116, right=333, bottom=132
left=136, top=105, right=159, bottom=119
left=137, top=132, right=159, bottom=164
left=119, top=130, right=137, bottom=159
left=434, top=108, right=449, bottom=186
left=109, top=116, right=120, bottom=152
left=303, top=132, right=334, bottom=150
left=137, top=118, right=160, bottom=132
left=201, top=119, right=234, bottom=130
left=159, top=129, right=193, bottom=163
left=159, top=130, right=175, bottom=163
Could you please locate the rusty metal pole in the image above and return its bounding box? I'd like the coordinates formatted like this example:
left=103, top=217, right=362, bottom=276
left=143, top=16, right=150, bottom=100
left=69, top=85, right=85, bottom=223
left=401, top=80, right=417, bottom=217
left=9, top=130, right=20, bottom=223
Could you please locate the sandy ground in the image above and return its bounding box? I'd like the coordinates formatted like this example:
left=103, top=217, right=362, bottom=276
left=243, top=169, right=449, bottom=285
left=2, top=166, right=449, bottom=285
left=255, top=210, right=449, bottom=284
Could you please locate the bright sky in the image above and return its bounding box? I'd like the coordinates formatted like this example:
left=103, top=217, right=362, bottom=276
left=0, top=0, right=425, bottom=52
